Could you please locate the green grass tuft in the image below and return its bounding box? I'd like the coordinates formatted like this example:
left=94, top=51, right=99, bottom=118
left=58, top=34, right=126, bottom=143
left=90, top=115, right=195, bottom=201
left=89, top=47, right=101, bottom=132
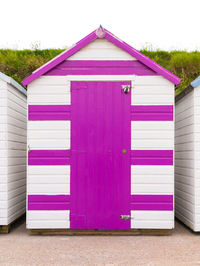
left=0, top=48, right=200, bottom=94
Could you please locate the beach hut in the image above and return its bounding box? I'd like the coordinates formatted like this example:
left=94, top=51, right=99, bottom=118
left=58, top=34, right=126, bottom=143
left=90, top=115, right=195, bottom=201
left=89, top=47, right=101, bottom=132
left=22, top=26, right=180, bottom=234
left=175, top=76, right=200, bottom=231
left=0, top=72, right=27, bottom=233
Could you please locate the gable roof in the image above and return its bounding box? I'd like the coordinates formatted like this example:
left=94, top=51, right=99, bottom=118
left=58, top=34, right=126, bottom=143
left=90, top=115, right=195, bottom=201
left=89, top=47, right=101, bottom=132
left=22, top=27, right=181, bottom=86
left=0, top=72, right=27, bottom=96
left=191, top=76, right=200, bottom=88
left=175, top=75, right=200, bottom=103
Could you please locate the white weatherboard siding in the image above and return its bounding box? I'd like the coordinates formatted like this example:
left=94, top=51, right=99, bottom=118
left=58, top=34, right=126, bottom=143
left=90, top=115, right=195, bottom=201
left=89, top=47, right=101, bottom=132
left=68, top=39, right=136, bottom=60
left=131, top=211, right=174, bottom=229
left=0, top=80, right=8, bottom=225
left=131, top=121, right=174, bottom=149
left=194, top=86, right=200, bottom=231
left=28, top=121, right=70, bottom=149
left=27, top=211, right=70, bottom=229
left=28, top=74, right=174, bottom=229
left=0, top=80, right=26, bottom=226
left=131, top=166, right=174, bottom=194
left=131, top=76, right=174, bottom=105
left=131, top=76, right=174, bottom=229
left=28, top=166, right=70, bottom=195
left=175, top=91, right=196, bottom=230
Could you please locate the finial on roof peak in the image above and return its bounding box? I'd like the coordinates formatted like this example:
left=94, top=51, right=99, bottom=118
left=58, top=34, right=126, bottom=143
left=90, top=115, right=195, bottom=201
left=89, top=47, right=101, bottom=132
left=96, top=25, right=105, bottom=38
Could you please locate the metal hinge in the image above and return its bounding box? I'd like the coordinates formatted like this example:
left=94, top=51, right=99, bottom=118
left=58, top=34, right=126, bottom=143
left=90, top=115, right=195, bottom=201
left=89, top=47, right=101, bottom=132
left=120, top=215, right=133, bottom=221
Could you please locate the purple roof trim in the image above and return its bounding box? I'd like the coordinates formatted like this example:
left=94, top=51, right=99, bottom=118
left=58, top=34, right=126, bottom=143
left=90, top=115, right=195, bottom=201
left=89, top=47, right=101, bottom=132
left=22, top=28, right=181, bottom=86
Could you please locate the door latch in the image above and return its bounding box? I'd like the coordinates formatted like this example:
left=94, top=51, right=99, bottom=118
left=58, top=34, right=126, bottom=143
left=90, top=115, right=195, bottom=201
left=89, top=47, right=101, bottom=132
left=120, top=215, right=133, bottom=221
left=121, top=85, right=130, bottom=94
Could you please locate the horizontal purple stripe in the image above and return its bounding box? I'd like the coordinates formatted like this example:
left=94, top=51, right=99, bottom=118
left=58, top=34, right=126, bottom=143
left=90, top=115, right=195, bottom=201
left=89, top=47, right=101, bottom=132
left=131, top=195, right=173, bottom=211
left=131, top=105, right=173, bottom=121
left=28, top=195, right=70, bottom=210
left=28, top=202, right=70, bottom=210
left=130, top=203, right=173, bottom=211
left=131, top=105, right=173, bottom=113
left=131, top=195, right=173, bottom=202
left=54, top=60, right=151, bottom=67
left=28, top=105, right=71, bottom=121
left=28, top=150, right=71, bottom=165
left=29, top=150, right=71, bottom=157
left=131, top=150, right=173, bottom=165
left=29, top=105, right=71, bottom=112
left=28, top=195, right=70, bottom=202
left=45, top=60, right=158, bottom=76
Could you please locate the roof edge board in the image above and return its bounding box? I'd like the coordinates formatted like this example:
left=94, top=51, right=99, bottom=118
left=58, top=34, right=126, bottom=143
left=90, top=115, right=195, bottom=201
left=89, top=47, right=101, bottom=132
left=0, top=72, right=27, bottom=96
left=22, top=27, right=181, bottom=86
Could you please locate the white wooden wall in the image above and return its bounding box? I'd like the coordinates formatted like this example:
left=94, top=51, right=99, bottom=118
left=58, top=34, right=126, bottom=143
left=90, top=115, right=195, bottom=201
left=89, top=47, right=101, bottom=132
left=27, top=77, right=71, bottom=228
left=68, top=39, right=136, bottom=60
left=131, top=76, right=174, bottom=229
left=27, top=38, right=174, bottom=229
left=176, top=86, right=200, bottom=231
left=175, top=91, right=196, bottom=230
left=0, top=81, right=26, bottom=225
left=27, top=75, right=174, bottom=229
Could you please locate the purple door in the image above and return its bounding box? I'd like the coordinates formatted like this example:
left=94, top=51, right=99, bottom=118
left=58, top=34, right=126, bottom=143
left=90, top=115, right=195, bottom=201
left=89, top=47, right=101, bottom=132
left=70, top=81, right=131, bottom=229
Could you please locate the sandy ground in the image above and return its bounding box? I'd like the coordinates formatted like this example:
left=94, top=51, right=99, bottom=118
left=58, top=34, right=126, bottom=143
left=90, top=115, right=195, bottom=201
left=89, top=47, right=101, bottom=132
left=0, top=219, right=200, bottom=266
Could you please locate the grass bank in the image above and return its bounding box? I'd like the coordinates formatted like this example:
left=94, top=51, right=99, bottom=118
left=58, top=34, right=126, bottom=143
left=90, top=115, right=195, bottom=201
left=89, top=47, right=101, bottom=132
left=0, top=49, right=200, bottom=93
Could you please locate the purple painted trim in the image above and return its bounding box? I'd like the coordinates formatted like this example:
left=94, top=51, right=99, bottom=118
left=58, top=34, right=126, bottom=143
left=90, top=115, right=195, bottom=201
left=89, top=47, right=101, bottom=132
left=131, top=105, right=173, bottom=113
left=131, top=105, right=173, bottom=121
left=130, top=203, right=173, bottom=211
left=131, top=150, right=173, bottom=165
left=28, top=150, right=71, bottom=165
left=104, top=29, right=180, bottom=85
left=44, top=60, right=157, bottom=76
left=28, top=195, right=70, bottom=210
left=28, top=202, right=70, bottom=210
left=28, top=195, right=70, bottom=202
left=131, top=195, right=173, bottom=202
left=131, top=195, right=173, bottom=211
left=28, top=105, right=71, bottom=121
left=22, top=28, right=180, bottom=86
left=22, top=30, right=97, bottom=86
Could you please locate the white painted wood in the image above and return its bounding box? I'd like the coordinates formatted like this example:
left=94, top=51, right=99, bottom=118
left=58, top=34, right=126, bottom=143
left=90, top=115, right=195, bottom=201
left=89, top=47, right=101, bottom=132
left=175, top=89, right=197, bottom=231
left=68, top=39, right=136, bottom=60
left=28, top=121, right=70, bottom=149
left=27, top=184, right=70, bottom=194
left=26, top=61, right=175, bottom=230
left=131, top=211, right=174, bottom=229
left=27, top=211, right=70, bottom=229
left=0, top=78, right=26, bottom=226
left=131, top=121, right=174, bottom=149
left=27, top=166, right=70, bottom=194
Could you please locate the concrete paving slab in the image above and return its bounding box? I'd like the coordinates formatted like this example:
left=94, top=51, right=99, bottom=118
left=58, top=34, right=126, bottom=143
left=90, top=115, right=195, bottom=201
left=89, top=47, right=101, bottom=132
left=0, top=219, right=199, bottom=266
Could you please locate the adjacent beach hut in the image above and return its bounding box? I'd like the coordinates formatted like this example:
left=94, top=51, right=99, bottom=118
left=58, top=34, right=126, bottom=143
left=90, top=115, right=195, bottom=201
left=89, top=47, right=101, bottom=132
left=0, top=72, right=27, bottom=233
left=22, top=27, right=180, bottom=233
left=175, top=76, right=200, bottom=231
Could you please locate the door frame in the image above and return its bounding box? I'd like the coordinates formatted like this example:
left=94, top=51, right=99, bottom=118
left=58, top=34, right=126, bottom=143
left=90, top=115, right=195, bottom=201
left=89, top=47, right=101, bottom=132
left=67, top=74, right=135, bottom=98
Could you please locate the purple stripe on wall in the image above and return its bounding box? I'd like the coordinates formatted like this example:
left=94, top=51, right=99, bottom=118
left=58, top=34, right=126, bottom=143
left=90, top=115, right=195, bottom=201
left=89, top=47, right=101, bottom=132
left=44, top=60, right=158, bottom=76
left=130, top=203, right=173, bottom=211
left=28, top=195, right=70, bottom=202
left=28, top=150, right=71, bottom=165
left=28, top=195, right=70, bottom=210
left=131, top=105, right=173, bottom=121
left=28, top=105, right=71, bottom=121
left=131, top=150, right=173, bottom=165
left=131, top=195, right=173, bottom=211
left=28, top=202, right=70, bottom=210
left=131, top=195, right=173, bottom=202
